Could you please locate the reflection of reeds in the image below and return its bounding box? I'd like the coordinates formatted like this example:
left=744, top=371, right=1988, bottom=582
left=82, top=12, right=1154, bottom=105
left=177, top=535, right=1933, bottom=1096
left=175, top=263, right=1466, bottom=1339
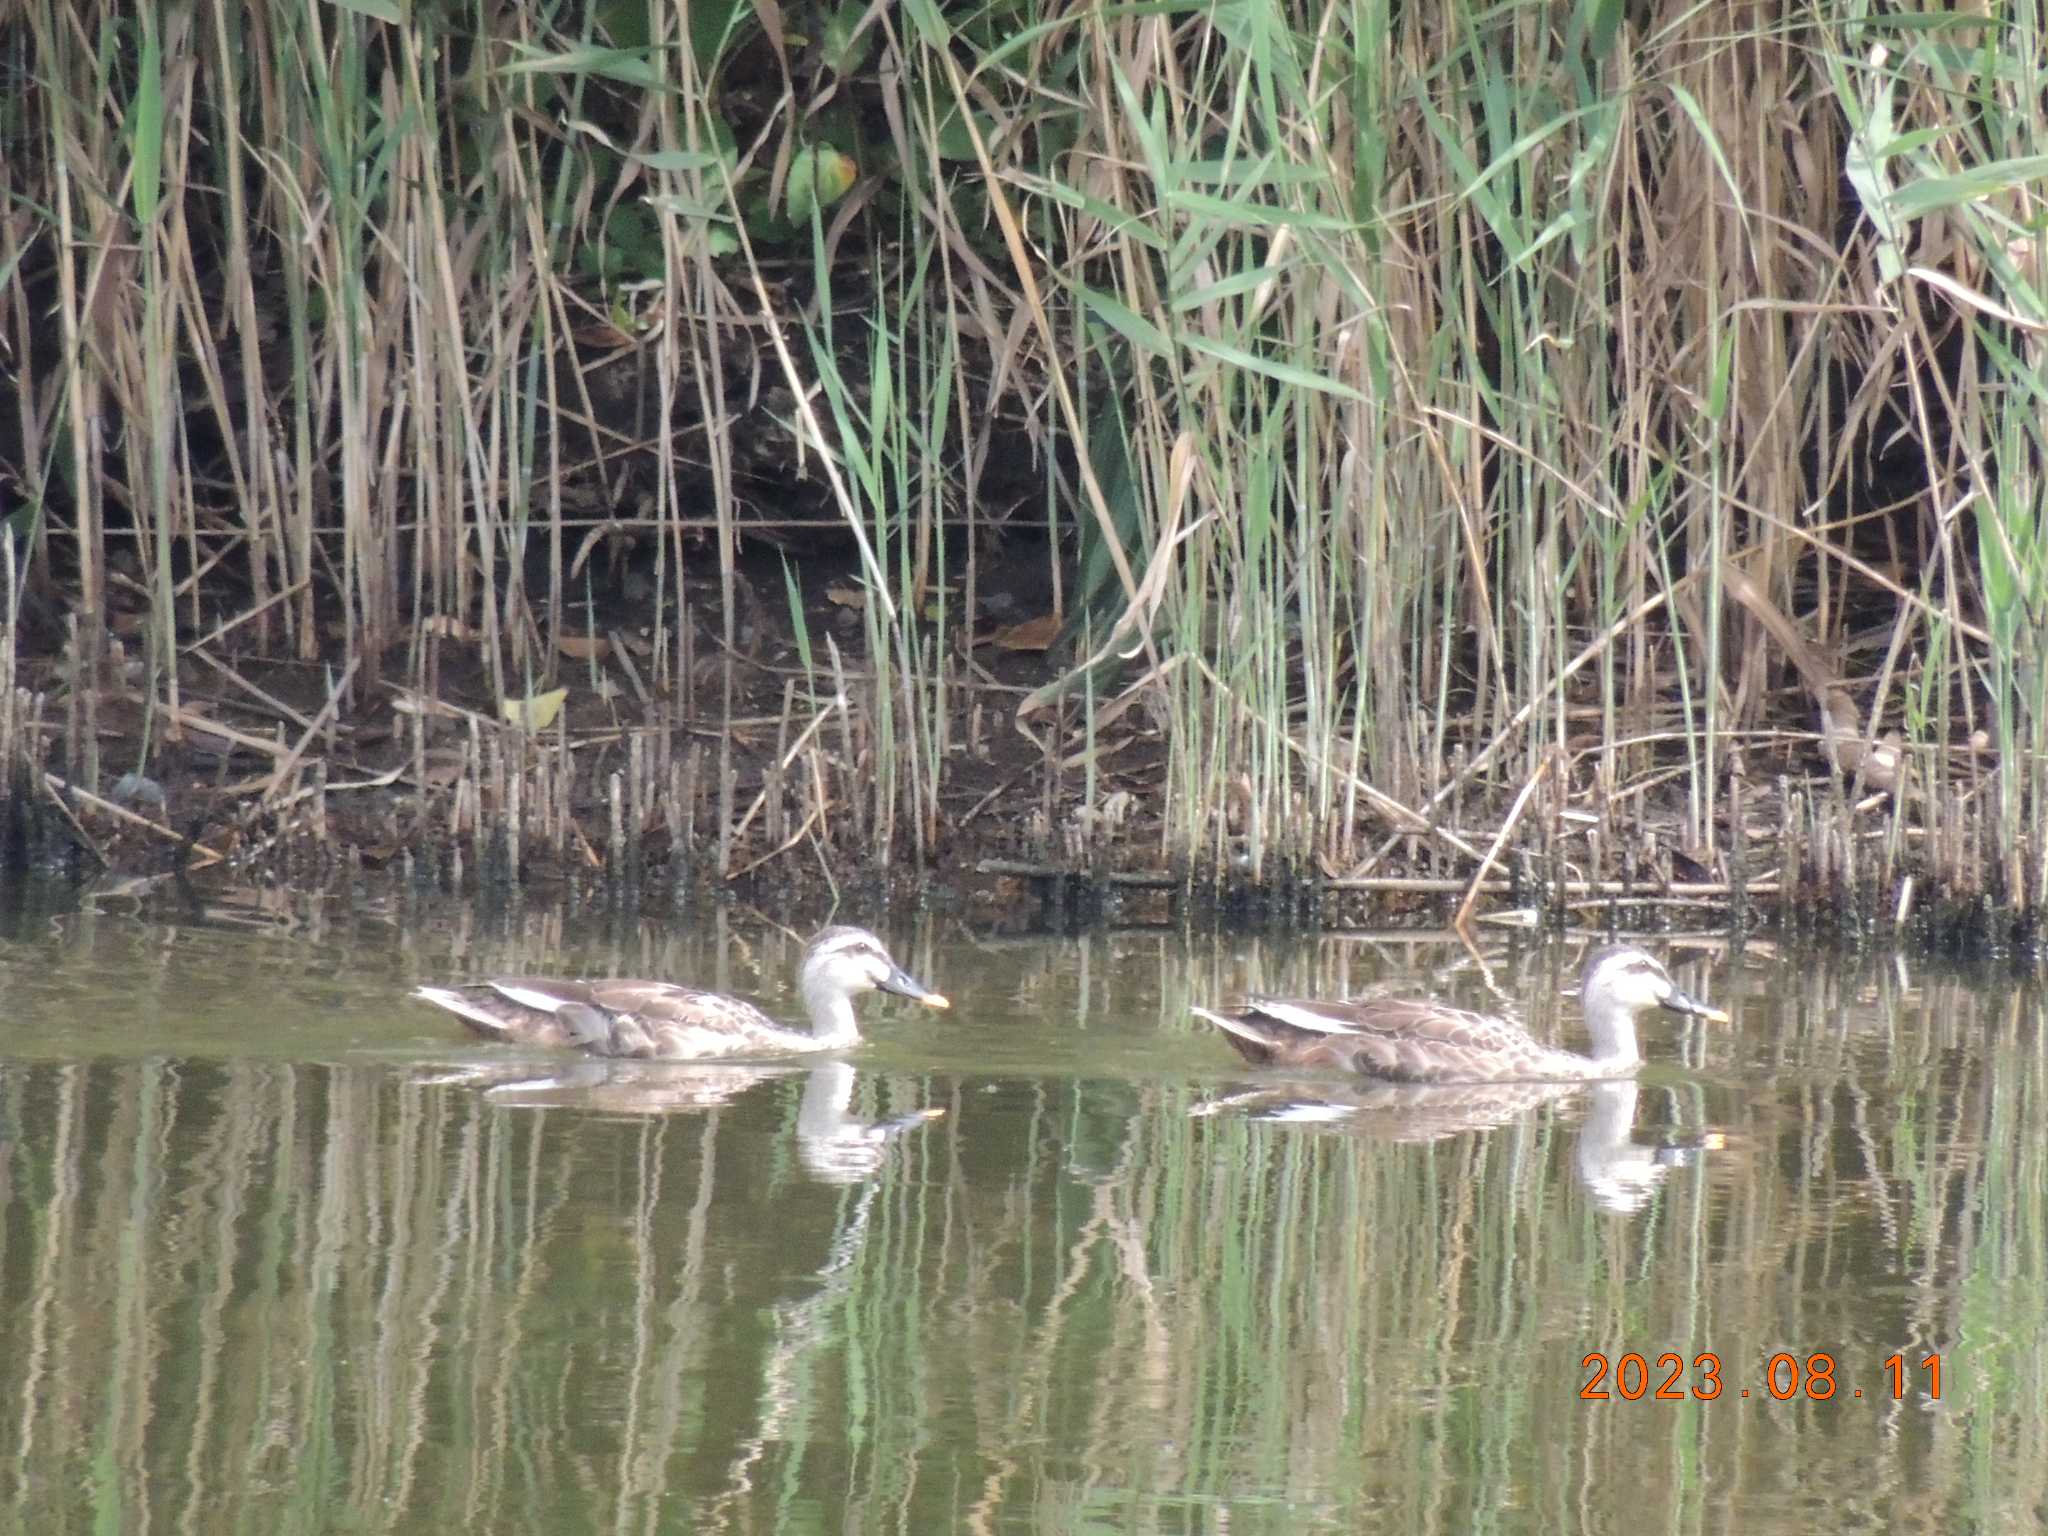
left=1, top=941, right=2042, bottom=1528
left=1, top=6, right=2043, bottom=918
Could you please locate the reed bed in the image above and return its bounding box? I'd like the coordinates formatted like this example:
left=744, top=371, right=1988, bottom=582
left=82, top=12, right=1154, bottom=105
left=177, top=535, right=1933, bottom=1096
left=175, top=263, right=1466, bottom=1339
left=0, top=3, right=2042, bottom=933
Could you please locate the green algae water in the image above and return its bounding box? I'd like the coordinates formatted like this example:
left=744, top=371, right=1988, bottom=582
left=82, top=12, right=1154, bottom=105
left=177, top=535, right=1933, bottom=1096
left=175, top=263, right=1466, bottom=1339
left=0, top=888, right=2040, bottom=1533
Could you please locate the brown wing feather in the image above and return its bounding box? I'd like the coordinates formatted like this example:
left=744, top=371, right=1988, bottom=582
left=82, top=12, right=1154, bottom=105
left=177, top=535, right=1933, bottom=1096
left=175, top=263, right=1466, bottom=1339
left=1251, top=996, right=1529, bottom=1047
left=1228, top=996, right=1559, bottom=1085
left=425, top=977, right=788, bottom=1058
left=571, top=981, right=779, bottom=1034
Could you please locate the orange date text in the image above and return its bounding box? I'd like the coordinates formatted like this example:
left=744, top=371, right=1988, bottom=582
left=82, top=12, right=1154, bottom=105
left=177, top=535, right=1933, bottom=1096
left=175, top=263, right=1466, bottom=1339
left=1579, top=1351, right=1942, bottom=1402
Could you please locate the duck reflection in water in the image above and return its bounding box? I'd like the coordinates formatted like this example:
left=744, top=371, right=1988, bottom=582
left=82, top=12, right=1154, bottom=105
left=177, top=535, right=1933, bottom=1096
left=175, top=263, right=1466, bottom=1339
left=1192, top=1075, right=1725, bottom=1215
left=418, top=1059, right=943, bottom=1185
left=1574, top=1081, right=1726, bottom=1215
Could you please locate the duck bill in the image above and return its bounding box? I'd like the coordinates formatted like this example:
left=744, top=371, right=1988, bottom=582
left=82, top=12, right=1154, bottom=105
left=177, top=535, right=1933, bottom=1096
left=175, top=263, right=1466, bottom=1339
left=880, top=964, right=951, bottom=1010
left=1662, top=986, right=1730, bottom=1025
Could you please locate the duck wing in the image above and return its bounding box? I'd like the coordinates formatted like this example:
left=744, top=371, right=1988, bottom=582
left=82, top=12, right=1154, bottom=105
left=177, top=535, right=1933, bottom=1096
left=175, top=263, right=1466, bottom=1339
left=416, top=978, right=785, bottom=1059
left=1191, top=1001, right=1362, bottom=1068
left=1187, top=999, right=1343, bottom=1073
left=1210, top=996, right=1555, bottom=1085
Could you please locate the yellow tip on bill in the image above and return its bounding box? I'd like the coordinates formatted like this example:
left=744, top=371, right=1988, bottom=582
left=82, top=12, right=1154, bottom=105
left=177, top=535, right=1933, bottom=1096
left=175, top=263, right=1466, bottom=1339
left=922, top=993, right=951, bottom=1010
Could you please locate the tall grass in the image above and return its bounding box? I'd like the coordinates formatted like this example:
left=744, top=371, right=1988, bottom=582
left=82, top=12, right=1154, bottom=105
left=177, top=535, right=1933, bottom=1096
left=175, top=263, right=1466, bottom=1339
left=0, top=2, right=2040, bottom=910
left=1820, top=12, right=2048, bottom=910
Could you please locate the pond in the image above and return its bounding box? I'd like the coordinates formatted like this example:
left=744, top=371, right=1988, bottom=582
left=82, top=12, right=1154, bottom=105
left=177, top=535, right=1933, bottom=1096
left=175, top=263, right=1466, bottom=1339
left=0, top=886, right=2041, bottom=1533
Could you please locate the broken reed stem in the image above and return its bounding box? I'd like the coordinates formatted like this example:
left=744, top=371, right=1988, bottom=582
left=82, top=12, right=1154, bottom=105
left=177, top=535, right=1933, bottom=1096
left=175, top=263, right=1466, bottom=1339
left=1453, top=753, right=1553, bottom=934
left=36, top=774, right=109, bottom=866
left=727, top=692, right=844, bottom=862
left=681, top=745, right=701, bottom=866
left=769, top=679, right=795, bottom=850
left=717, top=657, right=736, bottom=880
left=262, top=654, right=362, bottom=801
left=727, top=802, right=826, bottom=880
left=608, top=770, right=624, bottom=871
left=629, top=730, right=647, bottom=882
left=1358, top=572, right=1711, bottom=882
left=44, top=771, right=211, bottom=867
left=826, top=635, right=861, bottom=853
left=506, top=734, right=523, bottom=883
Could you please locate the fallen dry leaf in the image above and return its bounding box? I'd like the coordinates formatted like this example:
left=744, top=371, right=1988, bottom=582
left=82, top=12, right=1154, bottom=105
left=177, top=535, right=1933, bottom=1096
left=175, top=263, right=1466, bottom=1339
left=981, top=612, right=1062, bottom=652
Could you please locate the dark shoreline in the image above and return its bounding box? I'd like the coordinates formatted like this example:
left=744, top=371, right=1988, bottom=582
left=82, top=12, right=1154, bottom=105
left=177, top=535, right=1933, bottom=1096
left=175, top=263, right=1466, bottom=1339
left=4, top=779, right=2041, bottom=966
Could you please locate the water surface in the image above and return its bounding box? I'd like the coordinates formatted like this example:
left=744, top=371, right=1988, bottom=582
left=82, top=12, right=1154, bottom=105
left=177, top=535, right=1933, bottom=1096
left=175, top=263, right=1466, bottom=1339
left=1, top=889, right=2041, bottom=1532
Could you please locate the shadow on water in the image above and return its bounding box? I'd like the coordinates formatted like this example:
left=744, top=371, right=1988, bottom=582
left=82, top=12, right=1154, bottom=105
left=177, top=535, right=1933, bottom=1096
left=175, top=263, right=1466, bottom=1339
left=0, top=892, right=2044, bottom=1532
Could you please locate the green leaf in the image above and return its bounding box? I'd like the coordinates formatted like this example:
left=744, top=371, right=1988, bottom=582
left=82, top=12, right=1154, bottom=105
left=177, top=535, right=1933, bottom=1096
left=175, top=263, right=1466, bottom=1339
left=898, top=0, right=949, bottom=48
left=1705, top=319, right=1734, bottom=423
left=788, top=145, right=857, bottom=221
left=1019, top=176, right=1169, bottom=248
left=1583, top=0, right=1622, bottom=60
left=1162, top=189, right=1353, bottom=232
left=1073, top=286, right=1174, bottom=358
left=821, top=3, right=874, bottom=75
left=596, top=0, right=650, bottom=49
left=931, top=103, right=995, bottom=162
left=644, top=191, right=733, bottom=220
left=686, top=0, right=756, bottom=68
left=129, top=12, right=162, bottom=226
left=1180, top=335, right=1368, bottom=401
left=1169, top=265, right=1292, bottom=311
left=499, top=44, right=669, bottom=92
left=1889, top=156, right=2048, bottom=219
left=624, top=148, right=727, bottom=174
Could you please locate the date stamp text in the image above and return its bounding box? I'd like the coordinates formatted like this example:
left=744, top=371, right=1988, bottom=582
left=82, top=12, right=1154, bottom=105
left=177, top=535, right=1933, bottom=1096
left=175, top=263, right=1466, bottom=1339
left=1580, top=1351, right=1942, bottom=1402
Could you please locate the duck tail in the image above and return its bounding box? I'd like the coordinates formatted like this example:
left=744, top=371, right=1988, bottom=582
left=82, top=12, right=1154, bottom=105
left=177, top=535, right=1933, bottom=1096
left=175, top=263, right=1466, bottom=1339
left=411, top=984, right=524, bottom=1041
left=1190, top=1005, right=1281, bottom=1066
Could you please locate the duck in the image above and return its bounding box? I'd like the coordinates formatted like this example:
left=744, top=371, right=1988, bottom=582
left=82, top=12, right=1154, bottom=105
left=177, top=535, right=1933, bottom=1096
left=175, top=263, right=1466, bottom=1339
left=1191, top=945, right=1729, bottom=1085
left=412, top=925, right=949, bottom=1060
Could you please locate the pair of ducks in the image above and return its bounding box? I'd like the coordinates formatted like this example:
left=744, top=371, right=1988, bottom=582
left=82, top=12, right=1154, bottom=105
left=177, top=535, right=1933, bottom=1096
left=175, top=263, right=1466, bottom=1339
left=414, top=928, right=1729, bottom=1085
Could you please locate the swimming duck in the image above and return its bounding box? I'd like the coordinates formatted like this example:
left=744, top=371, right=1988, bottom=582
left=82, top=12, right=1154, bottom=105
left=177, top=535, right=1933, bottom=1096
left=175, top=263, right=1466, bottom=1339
left=1192, top=945, right=1728, bottom=1085
left=412, top=925, right=949, bottom=1060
